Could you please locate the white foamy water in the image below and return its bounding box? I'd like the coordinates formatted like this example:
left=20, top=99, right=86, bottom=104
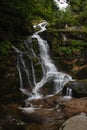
left=53, top=0, right=68, bottom=11
left=27, top=21, right=72, bottom=100
left=63, top=87, right=72, bottom=99
left=14, top=21, right=72, bottom=102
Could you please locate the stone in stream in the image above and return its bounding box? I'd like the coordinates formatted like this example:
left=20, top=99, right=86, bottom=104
left=59, top=113, right=87, bottom=130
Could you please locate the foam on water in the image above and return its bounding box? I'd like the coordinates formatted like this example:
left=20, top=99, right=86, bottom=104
left=53, top=0, right=68, bottom=11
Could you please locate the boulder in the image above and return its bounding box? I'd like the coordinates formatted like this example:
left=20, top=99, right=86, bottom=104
left=59, top=113, right=87, bottom=130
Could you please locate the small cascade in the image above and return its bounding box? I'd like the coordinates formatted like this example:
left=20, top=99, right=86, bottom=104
left=66, top=87, right=72, bottom=97
left=53, top=0, right=68, bottom=11
left=64, top=87, right=72, bottom=99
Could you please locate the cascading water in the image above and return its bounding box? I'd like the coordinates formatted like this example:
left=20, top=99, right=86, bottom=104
left=64, top=87, right=72, bottom=99
left=32, top=22, right=72, bottom=99
left=14, top=21, right=72, bottom=102
left=66, top=87, right=72, bottom=97
left=53, top=0, right=68, bottom=11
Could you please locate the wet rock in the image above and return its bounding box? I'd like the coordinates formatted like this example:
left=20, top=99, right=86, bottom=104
left=60, top=98, right=87, bottom=117
left=15, top=95, right=87, bottom=130
left=59, top=113, right=87, bottom=130
left=19, top=109, right=45, bottom=123
left=26, top=94, right=60, bottom=109
left=19, top=105, right=65, bottom=130
left=76, top=67, right=87, bottom=79
left=40, top=82, right=54, bottom=96
left=62, top=79, right=87, bottom=98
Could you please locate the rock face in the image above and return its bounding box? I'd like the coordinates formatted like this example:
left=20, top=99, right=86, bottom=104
left=59, top=113, right=87, bottom=130
left=62, top=79, right=87, bottom=98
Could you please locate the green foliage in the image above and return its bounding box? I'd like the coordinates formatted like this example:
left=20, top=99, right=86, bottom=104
left=69, top=0, right=87, bottom=26
left=1, top=42, right=12, bottom=66
left=71, top=40, right=87, bottom=47
left=69, top=0, right=87, bottom=12
left=59, top=46, right=73, bottom=56
left=0, top=40, right=13, bottom=86
left=28, top=0, right=58, bottom=21
left=0, top=41, right=12, bottom=57
left=69, top=0, right=83, bottom=12
left=50, top=10, right=79, bottom=28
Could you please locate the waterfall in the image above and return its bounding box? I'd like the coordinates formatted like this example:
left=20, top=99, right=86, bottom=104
left=64, top=87, right=72, bottom=99
left=14, top=21, right=72, bottom=101
left=66, top=87, right=72, bottom=97
left=29, top=22, right=72, bottom=99
left=53, top=0, right=68, bottom=11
